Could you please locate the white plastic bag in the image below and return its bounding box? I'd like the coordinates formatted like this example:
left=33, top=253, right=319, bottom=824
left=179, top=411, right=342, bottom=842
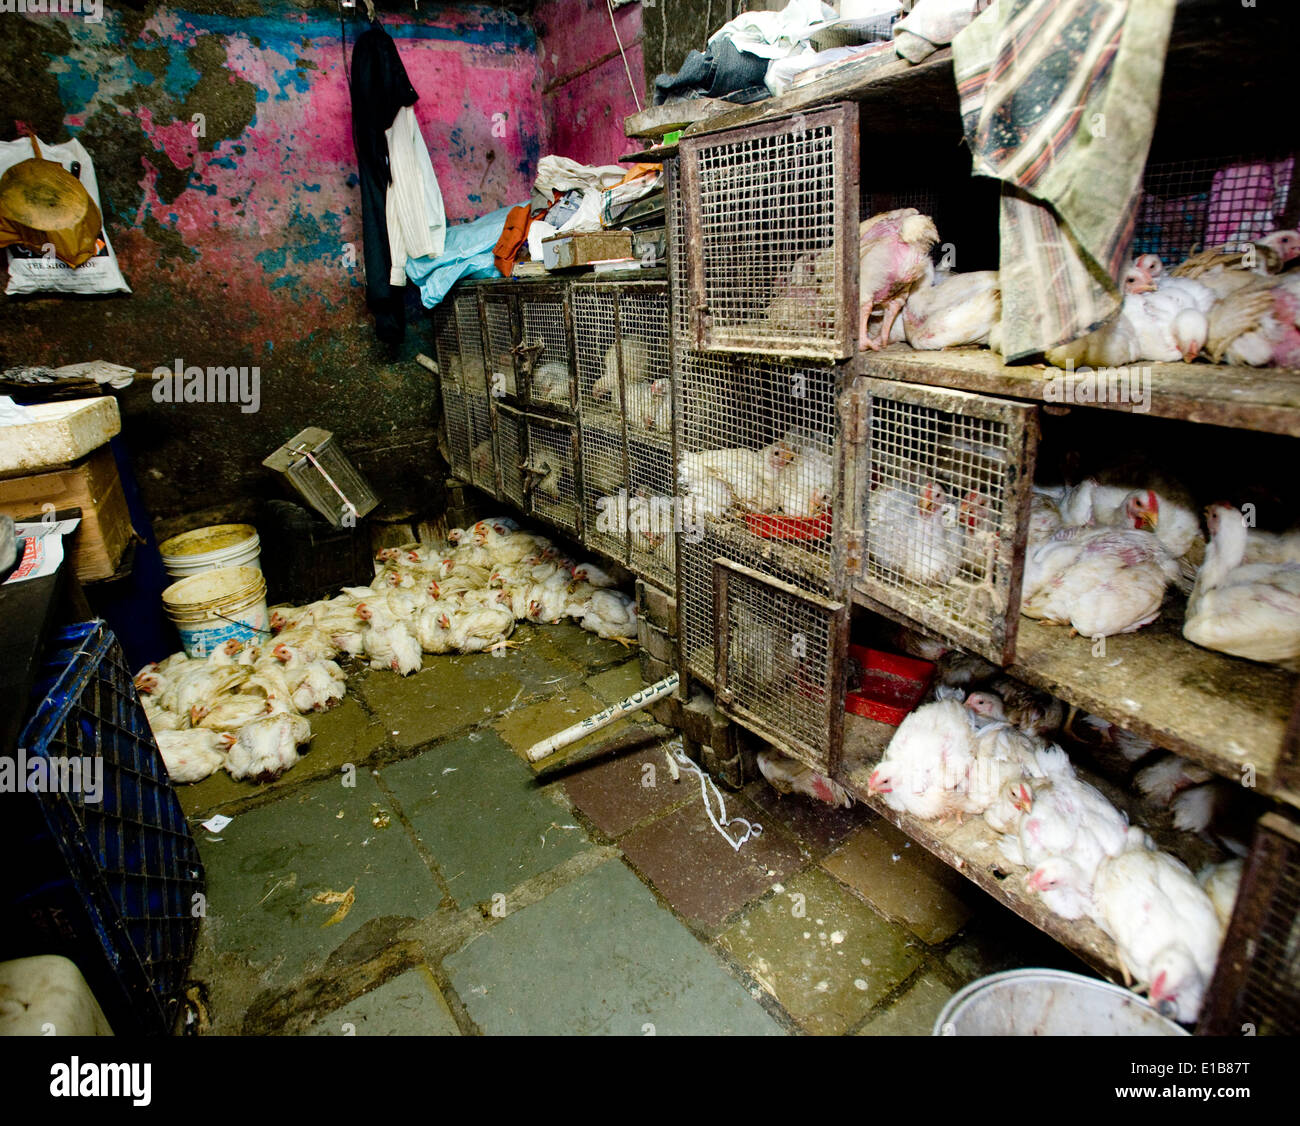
left=0, top=136, right=131, bottom=296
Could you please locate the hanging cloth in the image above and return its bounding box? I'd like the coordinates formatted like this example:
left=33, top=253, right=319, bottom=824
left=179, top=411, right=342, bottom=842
left=385, top=105, right=447, bottom=285
left=350, top=23, right=418, bottom=344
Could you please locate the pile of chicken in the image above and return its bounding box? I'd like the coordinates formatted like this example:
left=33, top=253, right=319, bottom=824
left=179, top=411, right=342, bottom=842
left=865, top=680, right=1240, bottom=1023
left=678, top=428, right=836, bottom=523
left=1026, top=476, right=1300, bottom=667
left=134, top=518, right=638, bottom=786
left=1048, top=229, right=1300, bottom=368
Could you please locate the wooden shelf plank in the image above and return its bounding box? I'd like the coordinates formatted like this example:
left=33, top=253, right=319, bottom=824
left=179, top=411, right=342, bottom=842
left=837, top=713, right=1125, bottom=981
left=1009, top=616, right=1299, bottom=809
left=857, top=347, right=1300, bottom=438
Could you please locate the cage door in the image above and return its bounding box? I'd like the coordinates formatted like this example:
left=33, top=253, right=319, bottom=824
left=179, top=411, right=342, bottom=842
left=482, top=291, right=520, bottom=405
left=519, top=287, right=576, bottom=413
left=848, top=376, right=1038, bottom=666
left=680, top=103, right=859, bottom=360
left=524, top=413, right=581, bottom=534
left=434, top=303, right=471, bottom=480
left=715, top=558, right=847, bottom=775
left=496, top=403, right=529, bottom=512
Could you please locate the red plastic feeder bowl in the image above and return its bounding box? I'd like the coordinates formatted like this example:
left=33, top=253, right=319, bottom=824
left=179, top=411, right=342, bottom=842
left=745, top=508, right=833, bottom=540
left=844, top=645, right=936, bottom=726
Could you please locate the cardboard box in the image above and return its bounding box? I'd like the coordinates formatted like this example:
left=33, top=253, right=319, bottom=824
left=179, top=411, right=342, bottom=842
left=541, top=231, right=635, bottom=271
left=0, top=446, right=134, bottom=581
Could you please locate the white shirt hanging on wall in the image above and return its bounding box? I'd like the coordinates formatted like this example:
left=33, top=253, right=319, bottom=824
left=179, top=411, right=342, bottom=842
left=385, top=105, right=446, bottom=286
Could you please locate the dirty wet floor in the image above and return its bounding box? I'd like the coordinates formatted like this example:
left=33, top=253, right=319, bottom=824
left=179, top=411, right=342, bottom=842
left=180, top=621, right=1080, bottom=1035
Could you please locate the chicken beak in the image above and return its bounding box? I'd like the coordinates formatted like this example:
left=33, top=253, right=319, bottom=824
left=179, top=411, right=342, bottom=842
left=1139, top=510, right=1157, bottom=531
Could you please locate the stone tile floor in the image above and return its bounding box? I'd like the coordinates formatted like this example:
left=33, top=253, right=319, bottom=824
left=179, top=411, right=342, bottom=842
left=180, top=621, right=1083, bottom=1036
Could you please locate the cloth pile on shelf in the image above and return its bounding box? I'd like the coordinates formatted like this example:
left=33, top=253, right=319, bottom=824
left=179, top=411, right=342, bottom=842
left=952, top=0, right=1178, bottom=361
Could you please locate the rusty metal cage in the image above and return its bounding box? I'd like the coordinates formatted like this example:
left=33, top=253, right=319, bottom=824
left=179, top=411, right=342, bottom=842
left=665, top=156, right=691, bottom=346
left=495, top=402, right=529, bottom=512
left=433, top=302, right=472, bottom=481
left=520, top=290, right=576, bottom=413
left=573, top=279, right=670, bottom=564
left=1200, top=812, right=1300, bottom=1036
left=848, top=377, right=1037, bottom=666
left=482, top=291, right=519, bottom=405
left=675, top=349, right=844, bottom=688
left=524, top=413, right=580, bottom=534
left=628, top=435, right=675, bottom=590
left=454, top=291, right=497, bottom=495
left=680, top=103, right=859, bottom=359
left=1135, top=153, right=1297, bottom=264
left=715, top=560, right=847, bottom=773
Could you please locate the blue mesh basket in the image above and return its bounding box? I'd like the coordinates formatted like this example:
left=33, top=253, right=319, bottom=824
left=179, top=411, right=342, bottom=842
left=2, top=620, right=204, bottom=1034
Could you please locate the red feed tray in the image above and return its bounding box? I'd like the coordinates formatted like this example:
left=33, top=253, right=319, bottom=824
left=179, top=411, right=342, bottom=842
left=745, top=508, right=832, bottom=540
left=844, top=644, right=936, bottom=726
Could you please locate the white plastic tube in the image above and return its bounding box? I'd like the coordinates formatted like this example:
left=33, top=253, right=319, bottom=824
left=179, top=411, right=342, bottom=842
left=525, top=672, right=680, bottom=762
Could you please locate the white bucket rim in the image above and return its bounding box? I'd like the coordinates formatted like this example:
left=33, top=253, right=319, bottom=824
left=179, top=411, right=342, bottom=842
left=933, top=968, right=1190, bottom=1037
left=162, top=565, right=266, bottom=615
left=158, top=523, right=260, bottom=562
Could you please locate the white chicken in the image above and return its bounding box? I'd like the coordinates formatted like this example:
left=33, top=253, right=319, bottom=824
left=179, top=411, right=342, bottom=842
left=580, top=589, right=637, bottom=645
left=900, top=268, right=1002, bottom=350
left=858, top=208, right=941, bottom=350
left=155, top=728, right=233, bottom=784
left=1206, top=272, right=1300, bottom=367
left=867, top=479, right=963, bottom=585
left=1021, top=525, right=1180, bottom=636
left=1093, top=848, right=1223, bottom=1022
left=624, top=378, right=672, bottom=431
left=531, top=361, right=571, bottom=402
left=756, top=749, right=853, bottom=808
left=1134, top=753, right=1213, bottom=807
left=682, top=441, right=796, bottom=514
left=592, top=338, right=652, bottom=401
left=775, top=445, right=835, bottom=517
left=1183, top=503, right=1300, bottom=668
left=1198, top=858, right=1243, bottom=932
left=225, top=712, right=313, bottom=781
left=867, top=699, right=978, bottom=822
left=445, top=597, right=517, bottom=653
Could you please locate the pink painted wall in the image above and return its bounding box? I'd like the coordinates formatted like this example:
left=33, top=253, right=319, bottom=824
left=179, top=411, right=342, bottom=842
left=533, top=0, right=647, bottom=168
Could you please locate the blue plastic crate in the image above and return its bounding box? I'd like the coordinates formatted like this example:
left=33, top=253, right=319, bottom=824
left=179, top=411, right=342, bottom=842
left=2, top=620, right=205, bottom=1034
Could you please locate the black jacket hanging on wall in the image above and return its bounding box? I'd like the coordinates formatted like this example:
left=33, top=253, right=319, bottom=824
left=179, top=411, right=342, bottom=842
left=350, top=24, right=418, bottom=345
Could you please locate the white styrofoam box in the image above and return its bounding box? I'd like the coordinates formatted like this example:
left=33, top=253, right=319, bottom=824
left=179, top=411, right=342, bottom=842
left=0, top=396, right=121, bottom=477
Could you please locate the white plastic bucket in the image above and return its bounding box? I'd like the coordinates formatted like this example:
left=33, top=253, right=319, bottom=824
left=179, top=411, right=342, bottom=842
left=934, top=969, right=1190, bottom=1036
left=158, top=523, right=261, bottom=579
left=162, top=565, right=270, bottom=658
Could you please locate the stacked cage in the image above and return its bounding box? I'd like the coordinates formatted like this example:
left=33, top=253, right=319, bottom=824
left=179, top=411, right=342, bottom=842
left=572, top=279, right=672, bottom=570
left=673, top=107, right=858, bottom=773
left=434, top=301, right=472, bottom=482
left=454, top=288, right=496, bottom=496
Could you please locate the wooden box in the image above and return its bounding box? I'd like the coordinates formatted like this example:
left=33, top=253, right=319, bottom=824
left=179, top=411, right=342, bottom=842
left=0, top=446, right=134, bottom=582
left=542, top=231, right=635, bottom=271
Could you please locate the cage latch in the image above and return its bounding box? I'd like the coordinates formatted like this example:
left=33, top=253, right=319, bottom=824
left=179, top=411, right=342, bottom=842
left=513, top=339, right=545, bottom=374
left=844, top=530, right=865, bottom=573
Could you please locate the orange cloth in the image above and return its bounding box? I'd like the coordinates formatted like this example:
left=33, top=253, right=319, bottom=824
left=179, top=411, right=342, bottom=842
left=493, top=203, right=536, bottom=278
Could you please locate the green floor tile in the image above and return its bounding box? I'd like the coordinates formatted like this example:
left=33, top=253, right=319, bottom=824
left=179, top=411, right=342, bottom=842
left=308, top=967, right=460, bottom=1036
left=527, top=621, right=637, bottom=669
left=718, top=867, right=924, bottom=1036
left=444, top=859, right=784, bottom=1036
left=492, top=686, right=645, bottom=761
left=856, top=970, right=955, bottom=1036
left=585, top=661, right=647, bottom=706
left=194, top=773, right=442, bottom=989
left=380, top=729, right=593, bottom=909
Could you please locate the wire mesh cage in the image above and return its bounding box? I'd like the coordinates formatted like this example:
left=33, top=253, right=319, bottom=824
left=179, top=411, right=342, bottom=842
left=524, top=413, right=580, bottom=534
left=849, top=377, right=1038, bottom=666
left=520, top=290, right=575, bottom=413
left=455, top=291, right=497, bottom=496
left=627, top=435, right=676, bottom=590
left=715, top=560, right=847, bottom=773
left=1134, top=152, right=1297, bottom=264
left=1200, top=812, right=1300, bottom=1036
left=482, top=292, right=519, bottom=404
left=665, top=156, right=691, bottom=346
left=496, top=402, right=529, bottom=512
left=675, top=350, right=844, bottom=687
left=3, top=621, right=205, bottom=1035
left=680, top=103, right=859, bottom=359
left=433, top=302, right=472, bottom=481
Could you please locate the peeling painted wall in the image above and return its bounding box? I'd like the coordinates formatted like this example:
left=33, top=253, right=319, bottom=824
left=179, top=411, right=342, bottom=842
left=0, top=2, right=548, bottom=527
left=533, top=0, right=645, bottom=167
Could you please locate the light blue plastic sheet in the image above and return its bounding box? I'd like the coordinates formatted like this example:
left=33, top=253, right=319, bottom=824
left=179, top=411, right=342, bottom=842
left=405, top=204, right=524, bottom=309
